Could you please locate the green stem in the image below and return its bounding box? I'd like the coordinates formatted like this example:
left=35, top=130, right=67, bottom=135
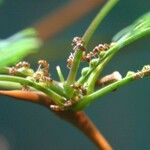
left=82, top=0, right=119, bottom=46
left=48, top=81, right=69, bottom=98
left=0, top=81, right=22, bottom=90
left=0, top=67, right=9, bottom=74
left=77, top=52, right=115, bottom=84
left=56, top=66, right=65, bottom=82
left=73, top=67, right=150, bottom=111
left=0, top=67, right=27, bottom=77
left=0, top=75, right=66, bottom=105
left=85, top=27, right=150, bottom=92
left=66, top=0, right=119, bottom=85
left=104, top=28, right=150, bottom=60
left=66, top=51, right=83, bottom=85
left=86, top=55, right=113, bottom=94
left=78, top=26, right=150, bottom=85
left=0, top=67, right=67, bottom=98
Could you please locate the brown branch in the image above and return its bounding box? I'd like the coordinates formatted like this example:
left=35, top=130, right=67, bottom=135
left=56, top=111, right=113, bottom=150
left=34, top=0, right=104, bottom=41
left=97, top=71, right=122, bottom=87
left=0, top=90, right=52, bottom=107
left=0, top=90, right=112, bottom=150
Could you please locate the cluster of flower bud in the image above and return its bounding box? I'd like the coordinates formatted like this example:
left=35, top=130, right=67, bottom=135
left=9, top=61, right=34, bottom=76
left=71, top=83, right=87, bottom=96
left=9, top=60, right=52, bottom=86
left=67, top=37, right=85, bottom=68
left=32, top=60, right=52, bottom=84
left=72, top=36, right=86, bottom=51
left=82, top=43, right=110, bottom=62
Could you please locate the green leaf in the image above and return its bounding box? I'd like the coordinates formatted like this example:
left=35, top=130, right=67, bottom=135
left=112, top=12, right=150, bottom=43
left=0, top=28, right=42, bottom=68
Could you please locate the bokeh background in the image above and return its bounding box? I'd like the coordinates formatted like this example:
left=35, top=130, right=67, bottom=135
left=0, top=0, right=150, bottom=149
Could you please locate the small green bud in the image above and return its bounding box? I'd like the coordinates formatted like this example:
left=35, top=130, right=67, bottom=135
left=126, top=71, right=135, bottom=77
left=89, top=58, right=99, bottom=68
left=81, top=67, right=89, bottom=76
left=99, top=51, right=106, bottom=58
left=17, top=67, right=34, bottom=76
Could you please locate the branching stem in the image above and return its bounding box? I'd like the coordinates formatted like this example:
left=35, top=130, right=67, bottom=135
left=73, top=66, right=150, bottom=111
left=0, top=75, right=65, bottom=105
left=66, top=0, right=118, bottom=85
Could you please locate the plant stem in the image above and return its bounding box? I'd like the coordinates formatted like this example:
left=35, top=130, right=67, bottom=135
left=77, top=52, right=115, bottom=85
left=73, top=67, right=150, bottom=111
left=86, top=56, right=112, bottom=94
left=0, top=75, right=66, bottom=105
left=0, top=88, right=113, bottom=150
left=56, top=66, right=65, bottom=82
left=104, top=28, right=150, bottom=60
left=66, top=0, right=119, bottom=85
left=0, top=67, right=28, bottom=77
left=58, top=111, right=113, bottom=150
left=0, top=90, right=53, bottom=107
left=0, top=81, right=22, bottom=90
left=78, top=25, right=150, bottom=86
left=0, top=67, right=9, bottom=74
left=66, top=51, right=83, bottom=85
left=82, top=0, right=119, bottom=46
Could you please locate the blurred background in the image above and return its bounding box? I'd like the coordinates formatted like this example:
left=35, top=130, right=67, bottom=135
left=0, top=0, right=150, bottom=149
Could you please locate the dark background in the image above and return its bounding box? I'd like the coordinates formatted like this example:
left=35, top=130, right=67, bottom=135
left=0, top=0, right=150, bottom=150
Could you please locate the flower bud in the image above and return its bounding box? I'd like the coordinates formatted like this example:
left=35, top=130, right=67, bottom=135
left=81, top=67, right=89, bottom=76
